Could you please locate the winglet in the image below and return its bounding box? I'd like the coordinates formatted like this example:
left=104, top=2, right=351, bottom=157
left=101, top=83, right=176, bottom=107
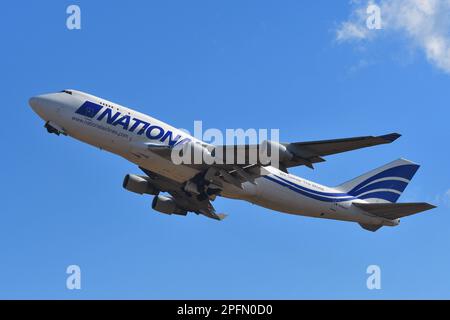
left=379, top=133, right=402, bottom=143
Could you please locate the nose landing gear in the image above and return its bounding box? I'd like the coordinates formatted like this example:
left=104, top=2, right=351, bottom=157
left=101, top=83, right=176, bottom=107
left=44, top=121, right=66, bottom=136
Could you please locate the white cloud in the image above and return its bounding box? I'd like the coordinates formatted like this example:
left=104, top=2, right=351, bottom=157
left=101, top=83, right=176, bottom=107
left=336, top=0, right=450, bottom=74
left=337, top=22, right=369, bottom=41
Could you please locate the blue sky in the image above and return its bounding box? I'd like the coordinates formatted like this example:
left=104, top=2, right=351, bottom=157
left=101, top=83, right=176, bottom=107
left=1, top=0, right=449, bottom=299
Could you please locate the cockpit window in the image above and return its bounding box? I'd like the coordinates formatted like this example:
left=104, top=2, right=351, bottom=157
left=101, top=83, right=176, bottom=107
left=61, top=90, right=73, bottom=95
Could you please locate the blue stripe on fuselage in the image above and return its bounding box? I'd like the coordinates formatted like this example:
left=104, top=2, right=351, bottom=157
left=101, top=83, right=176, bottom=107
left=264, top=176, right=355, bottom=203
left=275, top=176, right=348, bottom=197
left=264, top=175, right=405, bottom=203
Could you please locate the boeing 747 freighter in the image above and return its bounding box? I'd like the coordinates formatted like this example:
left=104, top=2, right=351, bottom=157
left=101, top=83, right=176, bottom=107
left=29, top=90, right=435, bottom=231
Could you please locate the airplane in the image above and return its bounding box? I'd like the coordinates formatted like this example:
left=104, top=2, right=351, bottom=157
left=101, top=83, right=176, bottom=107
left=29, top=89, right=436, bottom=232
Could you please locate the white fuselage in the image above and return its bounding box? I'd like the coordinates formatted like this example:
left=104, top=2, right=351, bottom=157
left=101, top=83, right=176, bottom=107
left=29, top=90, right=396, bottom=227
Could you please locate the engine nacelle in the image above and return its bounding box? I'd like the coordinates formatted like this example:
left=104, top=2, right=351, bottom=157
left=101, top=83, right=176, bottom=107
left=260, top=140, right=294, bottom=163
left=151, top=195, right=186, bottom=215
left=123, top=174, right=159, bottom=195
left=174, top=141, right=214, bottom=165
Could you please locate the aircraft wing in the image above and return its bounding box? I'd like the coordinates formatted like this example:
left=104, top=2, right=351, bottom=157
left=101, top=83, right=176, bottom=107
left=282, top=133, right=401, bottom=169
left=133, top=133, right=401, bottom=190
left=201, top=132, right=401, bottom=170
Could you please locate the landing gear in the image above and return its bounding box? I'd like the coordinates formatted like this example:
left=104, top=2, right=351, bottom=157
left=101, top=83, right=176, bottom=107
left=183, top=173, right=223, bottom=201
left=44, top=121, right=65, bottom=136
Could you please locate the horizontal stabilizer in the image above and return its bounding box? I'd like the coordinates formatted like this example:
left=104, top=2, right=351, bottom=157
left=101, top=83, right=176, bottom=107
left=354, top=202, right=436, bottom=220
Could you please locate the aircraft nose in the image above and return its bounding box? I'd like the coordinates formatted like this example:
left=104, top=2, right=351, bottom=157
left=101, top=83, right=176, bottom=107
left=28, top=94, right=58, bottom=120
left=29, top=96, right=43, bottom=113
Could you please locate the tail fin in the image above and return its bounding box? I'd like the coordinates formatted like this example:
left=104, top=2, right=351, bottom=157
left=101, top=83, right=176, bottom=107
left=336, top=158, right=420, bottom=203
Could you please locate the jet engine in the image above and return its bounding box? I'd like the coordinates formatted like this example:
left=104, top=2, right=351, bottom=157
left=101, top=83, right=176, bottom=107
left=174, top=141, right=215, bottom=165
left=151, top=195, right=187, bottom=215
left=123, top=174, right=159, bottom=195
left=260, top=140, right=294, bottom=163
